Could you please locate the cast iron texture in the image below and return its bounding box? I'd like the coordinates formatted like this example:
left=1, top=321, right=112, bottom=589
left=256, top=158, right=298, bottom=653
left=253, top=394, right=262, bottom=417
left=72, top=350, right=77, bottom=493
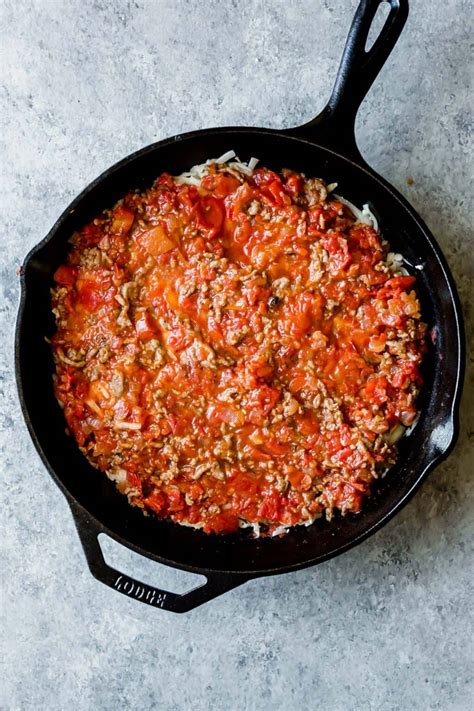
left=15, top=0, right=464, bottom=612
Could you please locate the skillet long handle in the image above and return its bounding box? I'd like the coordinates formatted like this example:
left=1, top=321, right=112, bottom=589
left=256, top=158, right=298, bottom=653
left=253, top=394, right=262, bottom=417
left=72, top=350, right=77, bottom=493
left=288, top=0, right=409, bottom=161
left=70, top=505, right=248, bottom=613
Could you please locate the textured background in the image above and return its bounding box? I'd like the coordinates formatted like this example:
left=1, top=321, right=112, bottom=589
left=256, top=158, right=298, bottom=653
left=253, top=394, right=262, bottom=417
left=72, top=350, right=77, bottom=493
left=1, top=1, right=472, bottom=709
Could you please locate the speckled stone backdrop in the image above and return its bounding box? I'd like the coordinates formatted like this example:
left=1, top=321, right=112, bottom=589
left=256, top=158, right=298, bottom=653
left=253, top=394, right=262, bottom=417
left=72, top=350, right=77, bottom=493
left=1, top=1, right=472, bottom=709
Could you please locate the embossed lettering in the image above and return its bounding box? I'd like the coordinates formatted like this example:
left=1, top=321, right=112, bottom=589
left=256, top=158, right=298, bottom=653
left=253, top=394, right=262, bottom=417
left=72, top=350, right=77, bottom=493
left=133, top=584, right=145, bottom=600
left=114, top=574, right=167, bottom=608
left=122, top=579, right=134, bottom=595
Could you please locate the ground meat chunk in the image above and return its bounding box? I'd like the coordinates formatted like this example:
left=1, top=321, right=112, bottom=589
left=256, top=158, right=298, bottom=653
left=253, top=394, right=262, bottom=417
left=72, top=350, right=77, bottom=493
left=304, top=177, right=328, bottom=207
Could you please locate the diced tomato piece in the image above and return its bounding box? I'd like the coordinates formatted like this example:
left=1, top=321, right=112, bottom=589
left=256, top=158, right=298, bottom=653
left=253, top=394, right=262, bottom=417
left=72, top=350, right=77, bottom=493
left=377, top=275, right=416, bottom=299
left=230, top=470, right=260, bottom=497
left=202, top=174, right=240, bottom=197
left=280, top=291, right=315, bottom=338
left=387, top=276, right=416, bottom=291
left=233, top=219, right=252, bottom=245
left=66, top=416, right=86, bottom=445
left=289, top=374, right=307, bottom=393
left=160, top=420, right=172, bottom=435
left=349, top=224, right=381, bottom=250
left=138, top=225, right=176, bottom=257
left=111, top=205, right=135, bottom=235
left=53, top=265, right=77, bottom=286
left=297, top=413, right=320, bottom=436
left=80, top=221, right=102, bottom=246
left=195, top=196, right=225, bottom=237
left=127, top=471, right=142, bottom=491
left=257, top=491, right=282, bottom=521
left=77, top=280, right=107, bottom=311
left=263, top=180, right=291, bottom=206
left=155, top=173, right=175, bottom=189
left=134, top=311, right=157, bottom=341
left=263, top=439, right=289, bottom=456
left=189, top=482, right=204, bottom=501
left=245, top=385, right=280, bottom=425
left=175, top=185, right=198, bottom=213
left=287, top=470, right=312, bottom=491
left=254, top=363, right=273, bottom=379
left=204, top=512, right=240, bottom=534
left=166, top=327, right=192, bottom=352
left=166, top=488, right=185, bottom=512
left=284, top=173, right=304, bottom=195
left=185, top=236, right=206, bottom=256
left=166, top=413, right=189, bottom=436
left=391, top=361, right=420, bottom=388
left=322, top=235, right=352, bottom=271
left=144, top=491, right=166, bottom=514
left=229, top=183, right=254, bottom=219
left=252, top=168, right=280, bottom=187
left=365, top=375, right=389, bottom=405
left=335, top=447, right=354, bottom=463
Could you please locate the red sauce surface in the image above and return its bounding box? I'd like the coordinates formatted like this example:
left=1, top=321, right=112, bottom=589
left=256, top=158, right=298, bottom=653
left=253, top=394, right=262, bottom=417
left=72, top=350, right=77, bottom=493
left=51, top=163, right=426, bottom=535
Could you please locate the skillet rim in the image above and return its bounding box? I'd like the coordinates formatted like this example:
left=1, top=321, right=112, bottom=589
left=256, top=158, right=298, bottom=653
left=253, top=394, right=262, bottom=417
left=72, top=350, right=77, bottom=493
left=15, top=125, right=465, bottom=577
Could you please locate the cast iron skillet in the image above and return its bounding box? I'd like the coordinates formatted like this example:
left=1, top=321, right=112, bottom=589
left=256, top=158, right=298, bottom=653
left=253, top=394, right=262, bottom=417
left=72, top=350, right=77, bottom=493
left=16, top=0, right=464, bottom=612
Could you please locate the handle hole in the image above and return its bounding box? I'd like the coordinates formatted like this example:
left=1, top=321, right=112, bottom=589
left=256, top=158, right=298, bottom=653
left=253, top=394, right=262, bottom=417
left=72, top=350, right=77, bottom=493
left=98, top=534, right=206, bottom=594
left=365, top=1, right=391, bottom=52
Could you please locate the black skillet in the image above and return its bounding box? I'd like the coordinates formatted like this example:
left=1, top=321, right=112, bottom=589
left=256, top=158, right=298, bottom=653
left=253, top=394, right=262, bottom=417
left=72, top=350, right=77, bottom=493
left=16, top=0, right=464, bottom=612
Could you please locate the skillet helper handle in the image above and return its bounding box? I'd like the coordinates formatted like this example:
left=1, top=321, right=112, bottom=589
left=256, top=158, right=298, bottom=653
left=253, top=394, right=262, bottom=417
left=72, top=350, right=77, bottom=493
left=70, top=506, right=247, bottom=613
left=290, top=0, right=409, bottom=161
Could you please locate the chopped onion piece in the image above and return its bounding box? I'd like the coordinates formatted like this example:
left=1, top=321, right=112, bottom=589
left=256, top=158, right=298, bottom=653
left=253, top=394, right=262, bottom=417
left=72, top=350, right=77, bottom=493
left=385, top=424, right=406, bottom=444
left=114, top=420, right=142, bottom=431
left=107, top=467, right=128, bottom=485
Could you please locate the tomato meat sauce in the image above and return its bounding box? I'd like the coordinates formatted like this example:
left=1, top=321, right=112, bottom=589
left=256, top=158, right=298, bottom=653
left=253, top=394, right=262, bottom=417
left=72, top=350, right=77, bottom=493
left=51, top=156, right=426, bottom=536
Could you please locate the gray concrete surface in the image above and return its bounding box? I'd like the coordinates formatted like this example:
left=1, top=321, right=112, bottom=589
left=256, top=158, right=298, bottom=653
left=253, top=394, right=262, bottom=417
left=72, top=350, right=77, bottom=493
left=1, top=1, right=472, bottom=709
